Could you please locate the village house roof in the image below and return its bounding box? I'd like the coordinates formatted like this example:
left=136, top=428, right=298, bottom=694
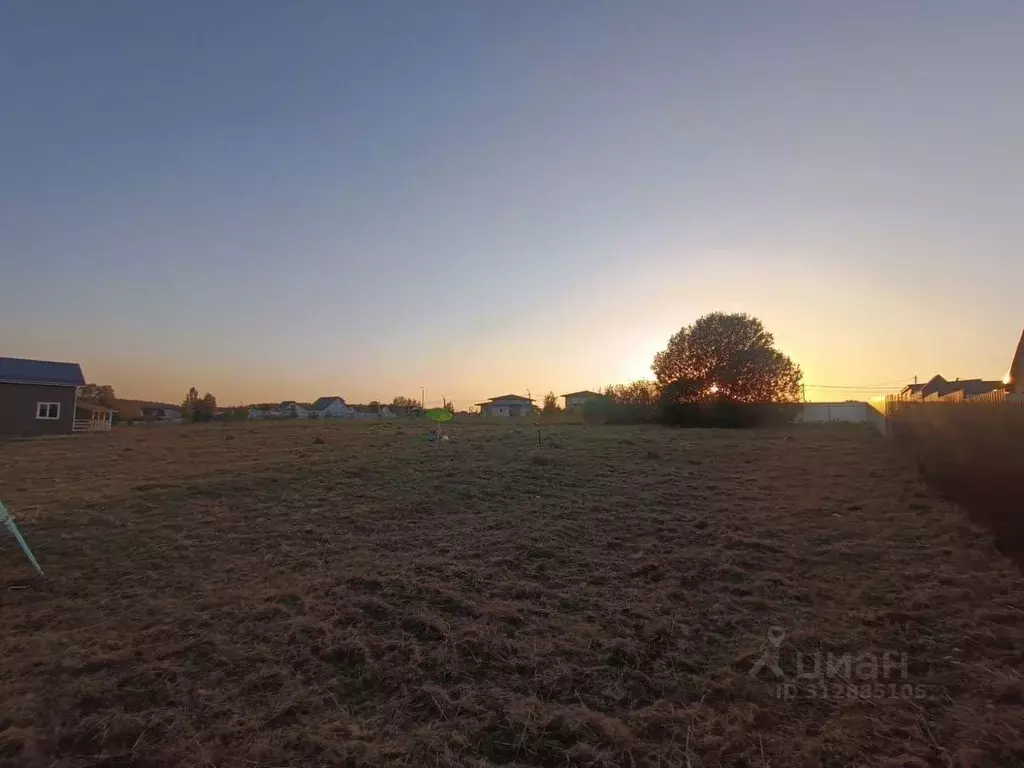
left=0, top=356, right=86, bottom=387
left=475, top=394, right=535, bottom=406
left=900, top=375, right=1003, bottom=399
left=561, top=390, right=603, bottom=398
left=310, top=396, right=347, bottom=411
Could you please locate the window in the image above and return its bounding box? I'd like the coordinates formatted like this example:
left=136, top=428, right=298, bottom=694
left=36, top=402, right=60, bottom=420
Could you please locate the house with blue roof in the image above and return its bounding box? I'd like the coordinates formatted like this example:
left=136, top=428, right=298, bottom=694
left=0, top=356, right=89, bottom=436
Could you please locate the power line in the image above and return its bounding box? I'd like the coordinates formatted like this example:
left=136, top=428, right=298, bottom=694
left=803, top=384, right=906, bottom=390
left=802, top=376, right=914, bottom=389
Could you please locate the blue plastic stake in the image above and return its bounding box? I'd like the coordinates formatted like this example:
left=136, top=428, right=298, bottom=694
left=0, top=502, right=44, bottom=577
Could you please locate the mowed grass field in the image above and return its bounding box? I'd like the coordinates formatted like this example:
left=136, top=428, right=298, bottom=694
left=1, top=421, right=1023, bottom=767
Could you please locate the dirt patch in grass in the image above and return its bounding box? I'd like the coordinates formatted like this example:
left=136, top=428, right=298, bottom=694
left=0, top=422, right=1023, bottom=766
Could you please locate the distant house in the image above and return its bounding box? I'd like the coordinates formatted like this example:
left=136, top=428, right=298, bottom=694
left=141, top=404, right=181, bottom=421
left=113, top=400, right=180, bottom=423
left=389, top=404, right=423, bottom=417
left=349, top=403, right=397, bottom=420
left=309, top=396, right=352, bottom=418
left=954, top=380, right=1005, bottom=398
left=0, top=356, right=87, bottom=436
left=561, top=390, right=604, bottom=410
left=277, top=401, right=309, bottom=418
left=899, top=375, right=1002, bottom=401
left=475, top=394, right=535, bottom=417
left=898, top=382, right=927, bottom=400
left=899, top=375, right=950, bottom=400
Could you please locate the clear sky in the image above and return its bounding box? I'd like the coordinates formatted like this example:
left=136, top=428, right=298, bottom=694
left=2, top=2, right=1022, bottom=407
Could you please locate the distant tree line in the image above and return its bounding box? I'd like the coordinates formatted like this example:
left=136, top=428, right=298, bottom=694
left=92, top=313, right=800, bottom=430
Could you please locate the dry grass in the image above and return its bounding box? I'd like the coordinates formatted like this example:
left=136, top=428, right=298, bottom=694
left=1, top=420, right=1023, bottom=767
left=890, top=401, right=1024, bottom=564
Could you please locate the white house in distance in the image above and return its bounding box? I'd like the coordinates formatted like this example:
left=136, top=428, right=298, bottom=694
left=309, top=396, right=352, bottom=418
left=350, top=404, right=397, bottom=420
left=278, top=400, right=308, bottom=418
left=475, top=394, right=535, bottom=416
left=562, top=390, right=603, bottom=410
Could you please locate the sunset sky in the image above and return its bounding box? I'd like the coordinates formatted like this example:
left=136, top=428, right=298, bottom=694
left=2, top=2, right=1022, bottom=408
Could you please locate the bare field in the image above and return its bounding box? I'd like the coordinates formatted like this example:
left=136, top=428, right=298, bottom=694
left=1, top=421, right=1023, bottom=767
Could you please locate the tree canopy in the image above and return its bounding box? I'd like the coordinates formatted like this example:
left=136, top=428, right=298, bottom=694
left=542, top=391, right=559, bottom=412
left=182, top=387, right=217, bottom=422
left=78, top=383, right=116, bottom=406
left=652, top=312, right=802, bottom=403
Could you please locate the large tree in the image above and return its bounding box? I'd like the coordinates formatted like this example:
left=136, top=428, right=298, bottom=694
left=652, top=312, right=802, bottom=403
left=182, top=387, right=217, bottom=422
left=78, top=383, right=116, bottom=406
left=182, top=387, right=200, bottom=419
left=200, top=392, right=217, bottom=420
left=542, top=391, right=559, bottom=412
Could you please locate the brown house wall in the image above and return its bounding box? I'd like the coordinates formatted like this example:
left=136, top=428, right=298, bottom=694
left=0, top=382, right=77, bottom=436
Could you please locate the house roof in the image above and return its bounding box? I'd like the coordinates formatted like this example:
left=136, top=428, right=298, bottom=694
left=910, top=375, right=1003, bottom=398
left=1010, top=327, right=1024, bottom=392
left=901, top=374, right=1006, bottom=398
left=946, top=379, right=1002, bottom=396
left=480, top=394, right=534, bottom=403
left=350, top=403, right=391, bottom=413
left=0, top=356, right=86, bottom=387
left=310, top=396, right=347, bottom=411
left=561, top=390, right=603, bottom=398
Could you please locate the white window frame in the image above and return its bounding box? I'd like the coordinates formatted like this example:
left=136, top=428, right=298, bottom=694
left=36, top=402, right=61, bottom=420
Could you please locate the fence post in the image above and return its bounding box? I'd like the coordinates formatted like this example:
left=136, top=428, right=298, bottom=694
left=0, top=502, right=44, bottom=577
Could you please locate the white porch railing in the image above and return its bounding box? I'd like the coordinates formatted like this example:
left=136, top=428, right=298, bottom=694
left=73, top=419, right=112, bottom=432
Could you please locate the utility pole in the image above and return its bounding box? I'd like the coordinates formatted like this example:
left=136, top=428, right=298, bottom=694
left=420, top=385, right=425, bottom=409
left=801, top=383, right=806, bottom=402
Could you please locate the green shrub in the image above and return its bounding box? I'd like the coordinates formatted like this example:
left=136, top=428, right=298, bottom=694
left=658, top=399, right=801, bottom=428
left=581, top=399, right=656, bottom=425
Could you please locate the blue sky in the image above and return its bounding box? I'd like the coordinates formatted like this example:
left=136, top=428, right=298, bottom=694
left=2, top=2, right=1022, bottom=406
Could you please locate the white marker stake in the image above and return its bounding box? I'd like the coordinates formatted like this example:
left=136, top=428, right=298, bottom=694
left=0, top=502, right=44, bottom=577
